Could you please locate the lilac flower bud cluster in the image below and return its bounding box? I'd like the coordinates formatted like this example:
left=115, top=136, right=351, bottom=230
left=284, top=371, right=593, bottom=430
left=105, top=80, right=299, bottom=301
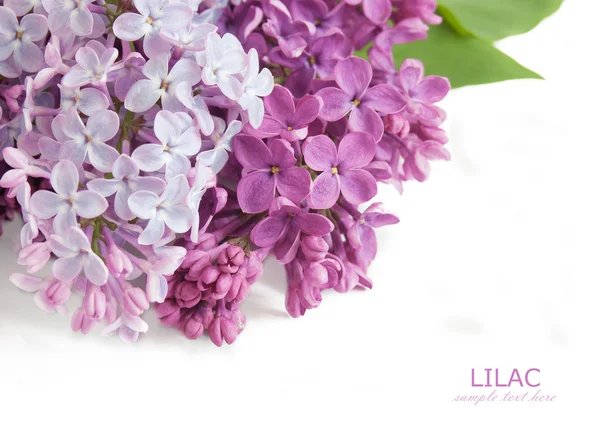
left=156, top=233, right=266, bottom=346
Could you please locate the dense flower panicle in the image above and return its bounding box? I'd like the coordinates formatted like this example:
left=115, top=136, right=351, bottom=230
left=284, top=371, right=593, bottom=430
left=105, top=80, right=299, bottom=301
left=0, top=0, right=449, bottom=345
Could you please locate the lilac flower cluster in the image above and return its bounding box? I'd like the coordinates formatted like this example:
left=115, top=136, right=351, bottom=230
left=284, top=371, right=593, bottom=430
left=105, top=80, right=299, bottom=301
left=0, top=0, right=450, bottom=346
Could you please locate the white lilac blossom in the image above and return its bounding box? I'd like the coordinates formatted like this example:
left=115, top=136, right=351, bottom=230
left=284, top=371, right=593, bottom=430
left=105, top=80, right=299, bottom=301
left=131, top=110, right=202, bottom=179
left=29, top=160, right=107, bottom=233
left=0, top=6, right=48, bottom=73
left=0, top=0, right=450, bottom=347
left=124, top=53, right=202, bottom=113
left=128, top=174, right=194, bottom=245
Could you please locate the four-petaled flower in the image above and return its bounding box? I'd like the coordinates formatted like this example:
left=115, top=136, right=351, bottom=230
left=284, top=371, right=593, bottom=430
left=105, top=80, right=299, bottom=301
left=124, top=53, right=201, bottom=113
left=88, top=154, right=166, bottom=221
left=302, top=132, right=378, bottom=209
left=112, top=0, right=193, bottom=57
left=256, top=84, right=322, bottom=141
left=0, top=7, right=47, bottom=72
left=199, top=32, right=247, bottom=101
left=250, top=197, right=334, bottom=264
left=394, top=58, right=450, bottom=126
left=101, top=311, right=149, bottom=343
left=62, top=41, right=119, bottom=88
left=49, top=226, right=109, bottom=286
left=234, top=134, right=311, bottom=213
left=42, top=0, right=94, bottom=36
left=316, top=56, right=406, bottom=141
left=346, top=203, right=399, bottom=263
left=128, top=174, right=194, bottom=245
left=132, top=110, right=202, bottom=179
left=30, top=160, right=108, bottom=233
left=58, top=108, right=120, bottom=173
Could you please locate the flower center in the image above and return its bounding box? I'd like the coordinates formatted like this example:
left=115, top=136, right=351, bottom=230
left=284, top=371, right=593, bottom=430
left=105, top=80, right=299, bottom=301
left=331, top=166, right=338, bottom=175
left=352, top=99, right=361, bottom=107
left=86, top=135, right=93, bottom=143
left=359, top=218, right=366, bottom=225
left=308, top=56, right=316, bottom=65
left=271, top=166, right=280, bottom=174
left=15, top=31, right=23, bottom=40
left=146, top=17, right=153, bottom=24
left=286, top=126, right=293, bottom=131
left=161, top=80, right=169, bottom=91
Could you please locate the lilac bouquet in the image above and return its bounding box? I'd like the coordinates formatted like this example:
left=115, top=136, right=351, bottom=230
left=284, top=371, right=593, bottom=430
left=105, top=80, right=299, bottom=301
left=0, top=0, right=557, bottom=345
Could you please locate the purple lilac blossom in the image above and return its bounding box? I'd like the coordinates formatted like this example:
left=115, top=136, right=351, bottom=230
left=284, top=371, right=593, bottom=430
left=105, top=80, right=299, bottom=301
left=0, top=0, right=449, bottom=346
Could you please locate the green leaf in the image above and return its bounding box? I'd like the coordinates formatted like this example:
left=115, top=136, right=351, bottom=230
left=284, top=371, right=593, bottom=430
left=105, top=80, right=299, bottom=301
left=390, top=22, right=542, bottom=88
left=438, top=0, right=563, bottom=41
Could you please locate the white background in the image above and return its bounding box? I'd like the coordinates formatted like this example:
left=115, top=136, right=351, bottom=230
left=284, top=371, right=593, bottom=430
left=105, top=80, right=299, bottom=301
left=0, top=1, right=597, bottom=429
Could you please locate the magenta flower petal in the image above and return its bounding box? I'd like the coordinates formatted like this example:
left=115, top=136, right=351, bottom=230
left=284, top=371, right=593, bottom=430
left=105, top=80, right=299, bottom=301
left=315, top=87, right=352, bottom=121
left=268, top=139, right=296, bottom=169
left=334, top=57, right=371, bottom=98
left=295, top=213, right=334, bottom=236
left=257, top=115, right=285, bottom=137
left=363, top=0, right=392, bottom=24
left=264, top=84, right=295, bottom=124
left=274, top=224, right=301, bottom=264
left=302, top=135, right=337, bottom=171
left=233, top=135, right=272, bottom=170
left=276, top=167, right=311, bottom=204
left=237, top=171, right=276, bottom=213
left=309, top=171, right=340, bottom=209
left=362, top=84, right=406, bottom=114
left=358, top=224, right=378, bottom=261
left=398, top=58, right=424, bottom=90
left=293, top=95, right=321, bottom=126
left=413, top=76, right=451, bottom=104
left=349, top=106, right=384, bottom=142
left=338, top=132, right=376, bottom=170
left=339, top=169, right=377, bottom=204
left=250, top=216, right=288, bottom=247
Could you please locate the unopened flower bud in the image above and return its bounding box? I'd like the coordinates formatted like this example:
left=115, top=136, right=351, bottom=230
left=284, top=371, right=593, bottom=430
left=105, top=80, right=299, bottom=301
left=84, top=287, right=107, bottom=320
left=106, top=246, right=133, bottom=277
left=18, top=242, right=51, bottom=273
left=71, top=307, right=95, bottom=334
left=300, top=236, right=328, bottom=261
left=123, top=287, right=150, bottom=316
left=155, top=299, right=181, bottom=327
left=182, top=316, right=204, bottom=340
left=218, top=245, right=244, bottom=273
left=174, top=280, right=202, bottom=308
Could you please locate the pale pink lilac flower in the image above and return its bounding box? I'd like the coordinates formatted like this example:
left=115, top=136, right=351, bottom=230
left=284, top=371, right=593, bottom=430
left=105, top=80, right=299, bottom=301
left=128, top=174, right=194, bottom=245
left=62, top=41, right=119, bottom=88
left=238, top=48, right=274, bottom=128
left=101, top=311, right=149, bottom=343
left=29, top=160, right=107, bottom=233
left=58, top=85, right=110, bottom=116
left=113, top=0, right=193, bottom=57
left=0, top=7, right=48, bottom=72
left=42, top=0, right=95, bottom=37
left=10, top=273, right=71, bottom=315
left=88, top=154, right=165, bottom=221
left=57, top=109, right=120, bottom=173
left=199, top=32, right=247, bottom=100
left=196, top=118, right=242, bottom=174
left=49, top=226, right=109, bottom=285
left=124, top=53, right=202, bottom=113
left=132, top=110, right=202, bottom=179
